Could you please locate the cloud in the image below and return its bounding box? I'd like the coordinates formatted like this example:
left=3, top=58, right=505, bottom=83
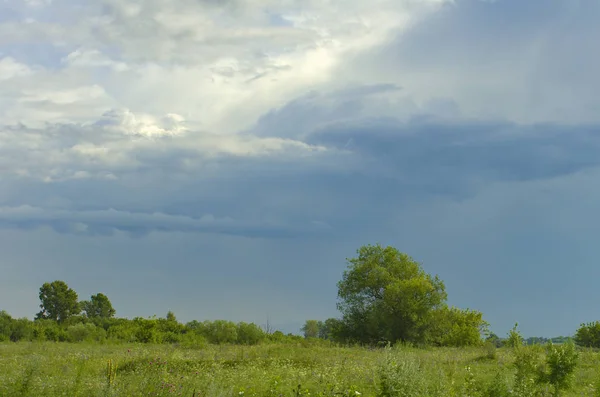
left=344, top=0, right=600, bottom=124
left=2, top=0, right=600, bottom=337
left=0, top=205, right=330, bottom=238
left=0, top=0, right=447, bottom=133
left=0, top=56, right=33, bottom=80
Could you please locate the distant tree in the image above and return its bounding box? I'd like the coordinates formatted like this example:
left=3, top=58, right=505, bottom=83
left=320, top=318, right=344, bottom=340
left=486, top=332, right=504, bottom=348
left=166, top=311, right=177, bottom=322
left=574, top=321, right=600, bottom=348
left=36, top=281, right=80, bottom=323
left=10, top=318, right=34, bottom=342
left=337, top=244, right=447, bottom=344
left=0, top=311, right=12, bottom=342
left=81, top=293, right=115, bottom=319
left=157, top=311, right=185, bottom=340
left=237, top=322, right=265, bottom=345
left=301, top=320, right=320, bottom=338
left=206, top=320, right=238, bottom=344
left=506, top=323, right=524, bottom=348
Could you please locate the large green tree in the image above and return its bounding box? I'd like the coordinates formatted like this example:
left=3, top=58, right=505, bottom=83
left=81, top=293, right=115, bottom=319
left=36, top=280, right=81, bottom=323
left=337, top=244, right=447, bottom=344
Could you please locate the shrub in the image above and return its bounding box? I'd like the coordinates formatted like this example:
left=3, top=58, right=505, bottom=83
left=540, top=341, right=578, bottom=396
left=484, top=371, right=510, bottom=397
left=180, top=332, right=208, bottom=349
left=512, top=345, right=543, bottom=397
left=67, top=323, right=106, bottom=342
left=483, top=340, right=497, bottom=360
left=237, top=322, right=266, bottom=345
left=507, top=323, right=524, bottom=349
left=377, top=348, right=426, bottom=397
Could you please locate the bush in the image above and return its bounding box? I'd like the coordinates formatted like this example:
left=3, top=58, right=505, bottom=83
left=133, top=318, right=160, bottom=343
left=180, top=332, right=208, bottom=349
left=10, top=318, right=34, bottom=342
left=377, top=350, right=426, bottom=397
left=426, top=306, right=488, bottom=347
left=66, top=323, right=106, bottom=342
left=484, top=371, right=510, bottom=397
left=483, top=340, right=497, bottom=360
left=540, top=341, right=578, bottom=396
left=237, top=322, right=265, bottom=345
left=512, top=345, right=543, bottom=397
left=506, top=323, right=524, bottom=349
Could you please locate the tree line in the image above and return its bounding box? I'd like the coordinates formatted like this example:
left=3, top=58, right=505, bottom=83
left=2, top=244, right=598, bottom=347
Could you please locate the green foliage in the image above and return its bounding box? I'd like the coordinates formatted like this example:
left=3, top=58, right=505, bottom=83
left=483, top=340, right=498, bottom=360
left=486, top=333, right=504, bottom=348
left=9, top=318, right=34, bottom=342
left=133, top=317, right=160, bottom=343
left=512, top=345, right=543, bottom=397
left=319, top=318, right=341, bottom=340
left=237, top=322, right=266, bottom=345
left=66, top=323, right=107, bottom=342
left=36, top=280, right=81, bottom=323
left=506, top=323, right=524, bottom=349
left=377, top=348, right=426, bottom=397
left=484, top=371, right=510, bottom=397
left=540, top=341, right=579, bottom=396
left=426, top=306, right=488, bottom=347
left=301, top=320, right=320, bottom=338
left=2, top=341, right=600, bottom=396
left=206, top=319, right=238, bottom=344
left=337, top=244, right=447, bottom=345
left=0, top=311, right=12, bottom=342
left=80, top=293, right=115, bottom=319
left=575, top=321, right=600, bottom=348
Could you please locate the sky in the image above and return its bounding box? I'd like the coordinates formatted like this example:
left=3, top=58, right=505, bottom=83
left=1, top=0, right=600, bottom=338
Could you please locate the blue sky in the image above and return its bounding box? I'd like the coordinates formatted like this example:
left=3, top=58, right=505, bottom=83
left=1, top=0, right=599, bottom=337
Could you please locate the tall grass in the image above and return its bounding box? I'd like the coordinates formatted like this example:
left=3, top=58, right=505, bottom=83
left=0, top=341, right=596, bottom=396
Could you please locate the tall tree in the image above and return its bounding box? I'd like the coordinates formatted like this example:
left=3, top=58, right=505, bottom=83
left=337, top=244, right=447, bottom=344
left=301, top=320, right=320, bottom=338
left=36, top=280, right=81, bottom=323
left=81, top=293, right=115, bottom=319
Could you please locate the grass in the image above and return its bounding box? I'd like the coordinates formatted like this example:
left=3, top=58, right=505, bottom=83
left=1, top=341, right=600, bottom=396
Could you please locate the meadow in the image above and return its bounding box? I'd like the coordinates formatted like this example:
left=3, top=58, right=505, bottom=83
left=2, top=341, right=600, bottom=397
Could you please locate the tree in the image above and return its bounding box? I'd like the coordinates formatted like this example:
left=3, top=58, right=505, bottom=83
left=425, top=306, right=488, bottom=347
left=237, top=322, right=265, bottom=345
left=486, top=332, right=504, bottom=348
left=574, top=321, right=600, bottom=348
left=301, top=320, right=320, bottom=338
left=337, top=244, right=447, bottom=344
left=0, top=311, right=12, bottom=342
left=36, top=281, right=80, bottom=323
left=166, top=311, right=176, bottom=322
left=81, top=293, right=115, bottom=319
left=506, top=323, right=524, bottom=348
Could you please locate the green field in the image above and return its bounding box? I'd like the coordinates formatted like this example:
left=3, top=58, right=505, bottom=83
left=1, top=342, right=599, bottom=397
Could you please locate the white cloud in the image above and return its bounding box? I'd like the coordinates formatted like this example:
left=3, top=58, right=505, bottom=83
left=0, top=108, right=329, bottom=183
left=0, top=56, right=32, bottom=80
left=0, top=0, right=448, bottom=133
left=62, top=48, right=129, bottom=72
